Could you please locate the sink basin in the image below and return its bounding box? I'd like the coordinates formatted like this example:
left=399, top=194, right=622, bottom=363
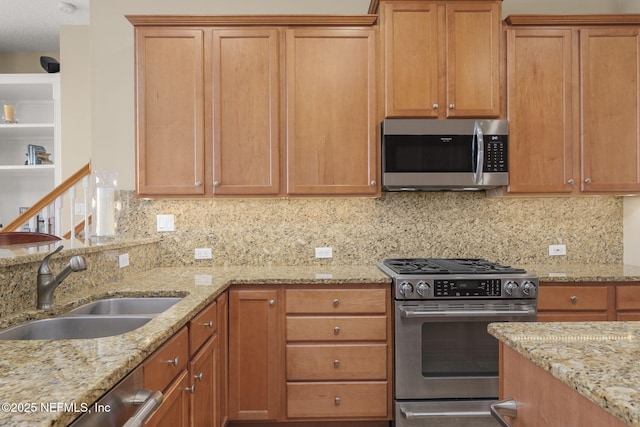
left=0, top=316, right=152, bottom=340
left=66, top=297, right=182, bottom=316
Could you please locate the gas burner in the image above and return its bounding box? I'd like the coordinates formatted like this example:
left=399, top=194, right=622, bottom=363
left=382, top=258, right=526, bottom=275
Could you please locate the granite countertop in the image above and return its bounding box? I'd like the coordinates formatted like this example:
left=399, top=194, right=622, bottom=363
left=521, top=263, right=640, bottom=282
left=489, top=321, right=640, bottom=427
left=0, top=264, right=390, bottom=427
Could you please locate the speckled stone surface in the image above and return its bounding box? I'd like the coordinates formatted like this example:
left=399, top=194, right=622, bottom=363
left=489, top=321, right=640, bottom=427
left=0, top=264, right=390, bottom=427
left=115, top=191, right=624, bottom=266
left=522, top=263, right=640, bottom=282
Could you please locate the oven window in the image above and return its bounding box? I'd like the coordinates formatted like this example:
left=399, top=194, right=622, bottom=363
left=421, top=321, right=498, bottom=377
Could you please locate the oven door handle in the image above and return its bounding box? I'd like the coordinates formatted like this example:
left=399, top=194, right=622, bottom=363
left=401, top=407, right=490, bottom=419
left=400, top=307, right=535, bottom=319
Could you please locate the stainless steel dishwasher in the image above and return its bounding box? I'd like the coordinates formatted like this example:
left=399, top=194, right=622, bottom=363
left=68, top=365, right=162, bottom=427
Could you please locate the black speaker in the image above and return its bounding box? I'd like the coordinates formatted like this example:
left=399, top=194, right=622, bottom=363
left=40, top=56, right=60, bottom=73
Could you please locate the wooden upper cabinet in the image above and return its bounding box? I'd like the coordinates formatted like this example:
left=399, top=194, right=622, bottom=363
left=210, top=28, right=282, bottom=195
left=286, top=28, right=378, bottom=195
left=135, top=28, right=206, bottom=197
left=382, top=1, right=501, bottom=118
left=506, top=28, right=576, bottom=193
left=580, top=28, right=640, bottom=193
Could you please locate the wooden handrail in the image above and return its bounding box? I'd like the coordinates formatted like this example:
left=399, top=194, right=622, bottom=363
left=1, top=162, right=91, bottom=232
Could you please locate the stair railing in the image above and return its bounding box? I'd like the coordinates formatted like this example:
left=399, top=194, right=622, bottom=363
left=1, top=162, right=92, bottom=240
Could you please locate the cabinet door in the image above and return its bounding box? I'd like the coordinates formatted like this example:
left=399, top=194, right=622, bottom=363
left=217, top=292, right=229, bottom=427
left=211, top=28, right=282, bottom=195
left=581, top=28, right=640, bottom=193
left=445, top=2, right=501, bottom=118
left=135, top=28, right=206, bottom=196
left=144, top=370, right=190, bottom=427
left=382, top=2, right=440, bottom=117
left=228, top=289, right=281, bottom=421
left=189, top=334, right=218, bottom=427
left=286, top=28, right=378, bottom=196
left=506, top=29, right=576, bottom=193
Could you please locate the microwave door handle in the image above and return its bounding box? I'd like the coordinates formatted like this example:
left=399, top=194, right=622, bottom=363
left=473, top=121, right=484, bottom=184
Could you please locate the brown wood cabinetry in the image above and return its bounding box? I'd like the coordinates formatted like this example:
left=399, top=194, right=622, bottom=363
left=381, top=1, right=501, bottom=118
left=502, top=16, right=640, bottom=195
left=286, top=28, right=378, bottom=195
left=499, top=343, right=627, bottom=427
left=538, top=282, right=640, bottom=322
left=227, top=284, right=392, bottom=423
left=228, top=288, right=282, bottom=421
left=129, top=16, right=378, bottom=198
left=144, top=370, right=191, bottom=427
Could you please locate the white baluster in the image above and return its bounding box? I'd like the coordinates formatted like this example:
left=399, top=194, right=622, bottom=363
left=55, top=196, right=63, bottom=237
left=70, top=185, right=76, bottom=240
left=83, top=175, right=89, bottom=241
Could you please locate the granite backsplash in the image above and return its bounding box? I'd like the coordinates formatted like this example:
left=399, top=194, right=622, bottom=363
left=117, top=191, right=623, bottom=267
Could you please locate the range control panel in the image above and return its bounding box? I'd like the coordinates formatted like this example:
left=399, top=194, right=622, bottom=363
left=394, top=276, right=538, bottom=300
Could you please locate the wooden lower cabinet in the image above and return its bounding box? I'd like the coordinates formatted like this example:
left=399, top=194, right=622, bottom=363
left=499, top=344, right=626, bottom=427
left=228, top=284, right=392, bottom=424
left=189, top=334, right=218, bottom=426
left=538, top=282, right=640, bottom=322
left=144, top=370, right=191, bottom=427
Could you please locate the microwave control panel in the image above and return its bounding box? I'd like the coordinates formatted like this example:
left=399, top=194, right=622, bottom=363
left=484, top=136, right=507, bottom=172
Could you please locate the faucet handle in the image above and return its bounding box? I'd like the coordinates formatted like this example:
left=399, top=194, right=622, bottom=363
left=38, top=245, right=64, bottom=275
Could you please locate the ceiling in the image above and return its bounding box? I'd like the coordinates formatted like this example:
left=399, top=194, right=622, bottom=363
left=0, top=0, right=90, bottom=52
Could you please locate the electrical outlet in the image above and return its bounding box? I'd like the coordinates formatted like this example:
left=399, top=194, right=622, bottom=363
left=315, top=247, right=333, bottom=259
left=548, top=244, right=567, bottom=256
left=118, top=253, right=130, bottom=268
left=156, top=214, right=175, bottom=232
left=195, top=248, right=213, bottom=260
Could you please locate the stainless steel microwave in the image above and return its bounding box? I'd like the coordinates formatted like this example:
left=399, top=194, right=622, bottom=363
left=381, top=119, right=509, bottom=191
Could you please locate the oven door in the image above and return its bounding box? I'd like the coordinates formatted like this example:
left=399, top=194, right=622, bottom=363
left=394, top=300, right=536, bottom=400
left=394, top=400, right=500, bottom=427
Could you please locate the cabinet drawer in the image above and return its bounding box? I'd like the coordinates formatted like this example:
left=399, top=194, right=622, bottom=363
left=616, top=286, right=640, bottom=310
left=144, top=327, right=189, bottom=392
left=286, top=289, right=387, bottom=314
left=286, top=316, right=387, bottom=342
left=538, top=286, right=608, bottom=311
left=287, top=382, right=387, bottom=419
left=287, top=344, right=387, bottom=380
left=189, top=301, right=217, bottom=355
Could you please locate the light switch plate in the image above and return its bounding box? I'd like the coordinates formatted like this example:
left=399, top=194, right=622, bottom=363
left=156, top=214, right=175, bottom=232
left=548, top=244, right=567, bottom=256
left=195, top=248, right=213, bottom=259
left=315, top=247, right=333, bottom=258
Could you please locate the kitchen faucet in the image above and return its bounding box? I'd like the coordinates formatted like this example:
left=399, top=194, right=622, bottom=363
left=37, top=245, right=87, bottom=309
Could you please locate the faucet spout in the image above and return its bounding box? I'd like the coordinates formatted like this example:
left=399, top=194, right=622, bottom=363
left=36, top=246, right=87, bottom=310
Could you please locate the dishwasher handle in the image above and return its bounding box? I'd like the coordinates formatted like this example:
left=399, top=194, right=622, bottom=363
left=490, top=398, right=517, bottom=427
left=122, top=389, right=163, bottom=427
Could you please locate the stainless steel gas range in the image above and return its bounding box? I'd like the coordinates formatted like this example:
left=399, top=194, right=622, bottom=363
left=377, top=258, right=538, bottom=427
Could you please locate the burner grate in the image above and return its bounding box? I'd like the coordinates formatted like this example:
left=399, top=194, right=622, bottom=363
left=382, top=258, right=526, bottom=275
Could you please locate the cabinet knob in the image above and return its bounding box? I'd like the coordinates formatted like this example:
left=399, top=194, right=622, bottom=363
left=567, top=179, right=574, bottom=185
left=432, top=103, right=439, bottom=109
left=213, top=180, right=220, bottom=187
left=194, top=372, right=204, bottom=382
left=570, top=295, right=578, bottom=304
left=200, top=320, right=213, bottom=328
left=334, top=326, right=341, bottom=335
left=195, top=181, right=202, bottom=187
left=449, top=103, right=456, bottom=109
left=334, top=397, right=341, bottom=405
left=370, top=180, right=376, bottom=186
left=334, top=359, right=341, bottom=368
left=585, top=178, right=592, bottom=184
left=269, top=299, right=276, bottom=306
left=185, top=385, right=195, bottom=394
left=166, top=357, right=179, bottom=367
left=333, top=298, right=340, bottom=307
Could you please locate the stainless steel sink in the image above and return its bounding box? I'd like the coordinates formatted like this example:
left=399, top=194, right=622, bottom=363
left=66, top=297, right=182, bottom=316
left=0, top=316, right=152, bottom=340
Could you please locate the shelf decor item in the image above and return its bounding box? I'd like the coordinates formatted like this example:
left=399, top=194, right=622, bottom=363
left=27, top=144, right=47, bottom=165
left=2, top=101, right=17, bottom=123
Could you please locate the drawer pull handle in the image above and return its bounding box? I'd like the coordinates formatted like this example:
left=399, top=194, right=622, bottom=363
left=166, top=357, right=179, bottom=367
left=570, top=295, right=578, bottom=304
left=185, top=385, right=195, bottom=394
left=334, top=326, right=341, bottom=335
left=335, top=397, right=341, bottom=405
left=333, top=298, right=340, bottom=307
left=200, top=321, right=214, bottom=328
left=194, top=372, right=204, bottom=382
left=334, top=359, right=340, bottom=367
